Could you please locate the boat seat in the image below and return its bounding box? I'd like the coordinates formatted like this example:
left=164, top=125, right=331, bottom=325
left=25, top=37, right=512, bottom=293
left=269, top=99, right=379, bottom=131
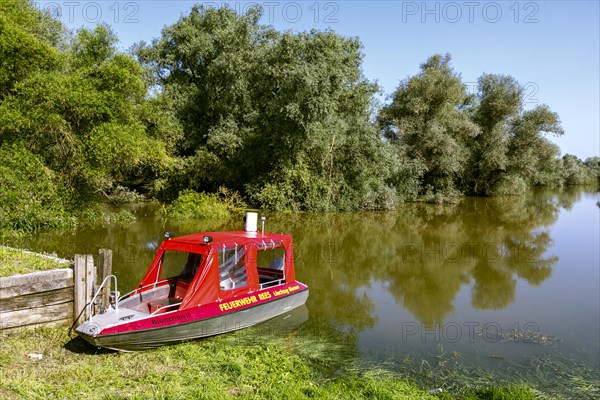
left=258, top=267, right=283, bottom=281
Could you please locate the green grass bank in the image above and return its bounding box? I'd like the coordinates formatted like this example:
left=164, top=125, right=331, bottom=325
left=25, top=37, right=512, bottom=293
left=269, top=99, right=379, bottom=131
left=0, top=324, right=537, bottom=400
left=0, top=247, right=70, bottom=278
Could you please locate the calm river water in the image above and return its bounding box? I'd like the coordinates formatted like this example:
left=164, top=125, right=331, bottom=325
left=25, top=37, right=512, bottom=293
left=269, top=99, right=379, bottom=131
left=12, top=188, right=600, bottom=397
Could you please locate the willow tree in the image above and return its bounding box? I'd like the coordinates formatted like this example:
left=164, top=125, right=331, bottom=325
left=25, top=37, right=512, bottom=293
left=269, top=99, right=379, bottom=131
left=469, top=74, right=564, bottom=194
left=468, top=74, right=522, bottom=195
left=138, top=5, right=394, bottom=210
left=505, top=105, right=564, bottom=189
left=379, top=54, right=479, bottom=201
left=381, top=55, right=567, bottom=198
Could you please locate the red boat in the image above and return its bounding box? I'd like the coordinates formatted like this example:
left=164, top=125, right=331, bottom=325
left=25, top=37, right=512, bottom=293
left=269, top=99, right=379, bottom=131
left=76, top=214, right=309, bottom=351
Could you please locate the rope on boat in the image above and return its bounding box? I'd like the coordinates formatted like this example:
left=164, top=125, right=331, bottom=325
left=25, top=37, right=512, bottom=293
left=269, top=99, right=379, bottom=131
left=68, top=298, right=95, bottom=336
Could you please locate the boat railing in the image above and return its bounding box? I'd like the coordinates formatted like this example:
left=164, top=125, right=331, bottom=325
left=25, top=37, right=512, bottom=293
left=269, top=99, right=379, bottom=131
left=259, top=279, right=285, bottom=290
left=118, top=278, right=174, bottom=301
left=88, top=275, right=118, bottom=322
left=149, top=301, right=183, bottom=315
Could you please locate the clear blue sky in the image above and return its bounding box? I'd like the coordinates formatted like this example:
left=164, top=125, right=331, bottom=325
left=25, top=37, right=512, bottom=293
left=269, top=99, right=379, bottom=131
left=38, top=1, right=600, bottom=159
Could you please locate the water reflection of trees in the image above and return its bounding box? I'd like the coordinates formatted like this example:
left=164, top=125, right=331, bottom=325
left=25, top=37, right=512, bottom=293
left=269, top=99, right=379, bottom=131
left=15, top=192, right=564, bottom=336
left=15, top=204, right=238, bottom=289
left=269, top=193, right=561, bottom=330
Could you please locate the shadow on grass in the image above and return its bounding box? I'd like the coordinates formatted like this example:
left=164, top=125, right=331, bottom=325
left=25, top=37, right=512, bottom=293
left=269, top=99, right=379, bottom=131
left=63, top=335, right=116, bottom=355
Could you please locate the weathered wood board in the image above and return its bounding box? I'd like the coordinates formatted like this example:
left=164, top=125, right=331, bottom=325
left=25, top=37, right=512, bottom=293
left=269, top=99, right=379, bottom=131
left=0, top=303, right=72, bottom=329
left=0, top=269, right=73, bottom=299
left=0, top=287, right=73, bottom=313
left=0, top=268, right=74, bottom=330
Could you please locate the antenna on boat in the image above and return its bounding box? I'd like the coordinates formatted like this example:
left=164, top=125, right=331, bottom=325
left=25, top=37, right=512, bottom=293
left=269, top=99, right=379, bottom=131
left=261, top=215, right=266, bottom=235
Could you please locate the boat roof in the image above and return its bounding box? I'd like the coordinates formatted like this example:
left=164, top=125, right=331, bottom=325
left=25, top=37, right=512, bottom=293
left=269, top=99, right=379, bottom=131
left=138, top=229, right=297, bottom=310
left=168, top=231, right=291, bottom=247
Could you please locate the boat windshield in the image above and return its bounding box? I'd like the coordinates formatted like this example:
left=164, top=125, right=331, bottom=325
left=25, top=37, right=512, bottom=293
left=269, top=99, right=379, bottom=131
left=159, top=250, right=203, bottom=283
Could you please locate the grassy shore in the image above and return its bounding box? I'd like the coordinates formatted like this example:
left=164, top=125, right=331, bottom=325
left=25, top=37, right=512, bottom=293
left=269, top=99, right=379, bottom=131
left=0, top=247, right=70, bottom=277
left=0, top=250, right=537, bottom=399
left=0, top=323, right=537, bottom=400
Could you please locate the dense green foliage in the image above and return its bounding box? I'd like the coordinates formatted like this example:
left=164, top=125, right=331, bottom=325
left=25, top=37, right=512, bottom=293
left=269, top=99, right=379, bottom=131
left=0, top=1, right=63, bottom=100
left=0, top=2, right=175, bottom=232
left=0, top=145, right=72, bottom=231
left=164, top=190, right=231, bottom=220
left=137, top=5, right=394, bottom=211
left=379, top=54, right=588, bottom=200
left=0, top=3, right=597, bottom=232
left=0, top=19, right=173, bottom=195
left=562, top=154, right=598, bottom=186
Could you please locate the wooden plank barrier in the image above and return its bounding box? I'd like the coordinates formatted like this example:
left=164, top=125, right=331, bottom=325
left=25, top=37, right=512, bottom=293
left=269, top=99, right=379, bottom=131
left=0, top=269, right=74, bottom=329
left=1, top=249, right=113, bottom=330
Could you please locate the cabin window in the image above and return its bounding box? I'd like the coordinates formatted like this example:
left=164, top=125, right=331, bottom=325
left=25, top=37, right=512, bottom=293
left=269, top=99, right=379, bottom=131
left=257, top=245, right=285, bottom=288
left=218, top=245, right=247, bottom=291
left=159, top=251, right=202, bottom=283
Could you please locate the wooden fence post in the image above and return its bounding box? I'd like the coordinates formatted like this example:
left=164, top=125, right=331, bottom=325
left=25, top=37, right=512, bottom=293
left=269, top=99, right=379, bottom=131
left=73, top=254, right=96, bottom=326
left=98, top=249, right=113, bottom=310
left=73, top=255, right=85, bottom=325
left=85, top=255, right=95, bottom=316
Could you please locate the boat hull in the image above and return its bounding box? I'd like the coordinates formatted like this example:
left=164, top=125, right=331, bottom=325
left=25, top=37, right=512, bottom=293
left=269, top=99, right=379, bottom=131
left=77, top=289, right=308, bottom=351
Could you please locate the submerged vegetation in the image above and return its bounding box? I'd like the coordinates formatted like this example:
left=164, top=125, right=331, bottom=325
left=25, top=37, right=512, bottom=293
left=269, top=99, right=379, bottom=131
left=0, top=1, right=597, bottom=234
left=0, top=323, right=544, bottom=400
left=386, top=343, right=599, bottom=399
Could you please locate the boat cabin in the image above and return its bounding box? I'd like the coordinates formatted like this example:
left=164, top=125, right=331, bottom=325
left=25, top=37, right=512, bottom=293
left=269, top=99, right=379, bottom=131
left=120, top=231, right=296, bottom=315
